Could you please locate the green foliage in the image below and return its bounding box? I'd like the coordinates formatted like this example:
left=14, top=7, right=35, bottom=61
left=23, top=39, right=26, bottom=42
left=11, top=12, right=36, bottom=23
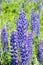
left=2, top=51, right=11, bottom=65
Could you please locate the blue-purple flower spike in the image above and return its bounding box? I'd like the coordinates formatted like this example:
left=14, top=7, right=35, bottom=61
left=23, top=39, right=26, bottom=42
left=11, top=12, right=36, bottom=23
left=10, top=30, right=18, bottom=65
left=31, top=9, right=40, bottom=36
left=20, top=32, right=33, bottom=65
left=1, top=27, right=8, bottom=52
left=38, top=39, right=43, bottom=64
left=20, top=35, right=27, bottom=65
left=17, top=10, right=28, bottom=47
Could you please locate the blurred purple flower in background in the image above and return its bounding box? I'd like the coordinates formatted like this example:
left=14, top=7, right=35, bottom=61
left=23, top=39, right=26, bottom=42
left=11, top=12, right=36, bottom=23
left=1, top=27, right=8, bottom=52
left=38, top=39, right=43, bottom=64
left=10, top=30, right=18, bottom=65
left=20, top=31, right=33, bottom=65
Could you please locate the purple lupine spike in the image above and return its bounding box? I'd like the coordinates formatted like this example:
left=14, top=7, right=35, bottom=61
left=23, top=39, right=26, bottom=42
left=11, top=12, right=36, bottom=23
left=16, top=10, right=28, bottom=47
left=1, top=27, right=8, bottom=51
left=17, top=10, right=28, bottom=32
left=10, top=30, right=18, bottom=65
left=20, top=32, right=32, bottom=65
left=20, top=35, right=29, bottom=65
left=38, top=39, right=43, bottom=64
left=31, top=9, right=40, bottom=36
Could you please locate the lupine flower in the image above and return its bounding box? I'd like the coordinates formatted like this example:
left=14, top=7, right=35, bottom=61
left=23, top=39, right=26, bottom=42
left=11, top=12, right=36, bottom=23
left=31, top=9, right=40, bottom=36
left=17, top=10, right=28, bottom=47
left=20, top=32, right=33, bottom=65
left=20, top=36, right=29, bottom=65
left=10, top=30, right=18, bottom=65
left=1, top=27, right=8, bottom=52
left=38, top=39, right=43, bottom=64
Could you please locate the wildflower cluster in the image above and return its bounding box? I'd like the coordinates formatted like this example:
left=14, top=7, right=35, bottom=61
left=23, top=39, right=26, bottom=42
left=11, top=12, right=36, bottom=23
left=0, top=7, right=42, bottom=65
